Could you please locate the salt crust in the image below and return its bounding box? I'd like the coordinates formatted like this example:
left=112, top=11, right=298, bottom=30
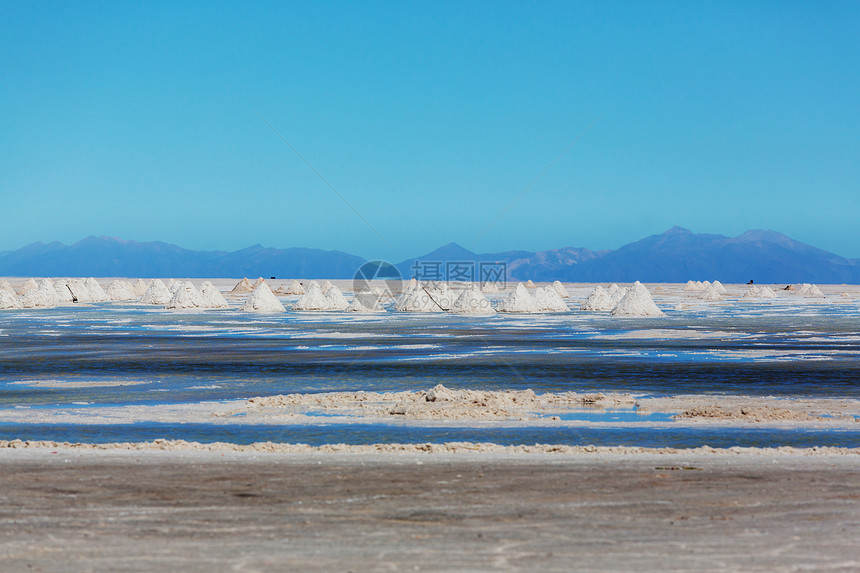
left=1, top=439, right=857, bottom=456
left=247, top=384, right=637, bottom=420
left=238, top=281, right=286, bottom=313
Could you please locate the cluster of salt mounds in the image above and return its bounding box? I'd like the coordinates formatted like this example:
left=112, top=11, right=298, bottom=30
left=496, top=283, right=568, bottom=313
left=292, top=281, right=349, bottom=311
left=743, top=285, right=778, bottom=299
left=238, top=281, right=286, bottom=313
left=451, top=285, right=495, bottom=314
left=580, top=285, right=614, bottom=311
left=395, top=282, right=447, bottom=312
left=609, top=281, right=664, bottom=316
left=795, top=283, right=824, bottom=296
left=276, top=279, right=305, bottom=295
left=684, top=280, right=726, bottom=293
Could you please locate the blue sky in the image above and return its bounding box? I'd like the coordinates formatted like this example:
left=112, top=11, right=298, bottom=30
left=2, top=1, right=858, bottom=261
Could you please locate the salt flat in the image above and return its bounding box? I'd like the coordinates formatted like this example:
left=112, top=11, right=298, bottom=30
left=1, top=447, right=858, bottom=572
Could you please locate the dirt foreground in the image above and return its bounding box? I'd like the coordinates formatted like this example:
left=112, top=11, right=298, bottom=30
left=1, top=448, right=859, bottom=572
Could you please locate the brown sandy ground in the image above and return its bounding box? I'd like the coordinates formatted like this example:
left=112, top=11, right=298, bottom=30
left=0, top=448, right=859, bottom=572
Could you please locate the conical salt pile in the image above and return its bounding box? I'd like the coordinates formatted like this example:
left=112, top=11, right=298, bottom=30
left=497, top=283, right=538, bottom=313
left=701, top=284, right=723, bottom=301
left=580, top=285, right=614, bottom=311
left=19, top=278, right=38, bottom=295
left=21, top=280, right=57, bottom=308
left=293, top=283, right=329, bottom=310
left=808, top=284, right=824, bottom=296
left=0, top=290, right=21, bottom=309
left=251, top=277, right=266, bottom=290
left=320, top=280, right=333, bottom=294
left=610, top=281, right=664, bottom=316
left=165, top=282, right=204, bottom=309
left=132, top=279, right=149, bottom=297
left=451, top=285, right=495, bottom=314
left=525, top=279, right=536, bottom=289
left=53, top=280, right=75, bottom=303
left=107, top=280, right=138, bottom=302
left=279, top=279, right=305, bottom=295
left=0, top=280, right=15, bottom=296
left=231, top=278, right=254, bottom=293
left=395, top=284, right=446, bottom=312
left=760, top=286, right=777, bottom=298
left=138, top=279, right=173, bottom=305
left=83, top=278, right=108, bottom=302
left=199, top=282, right=229, bottom=309
left=552, top=281, right=570, bottom=298
left=610, top=286, right=628, bottom=304
left=607, top=284, right=620, bottom=296
left=711, top=280, right=728, bottom=294
left=683, top=280, right=699, bottom=292
left=743, top=285, right=761, bottom=298
left=533, top=286, right=569, bottom=312
left=324, top=286, right=350, bottom=310
left=239, top=282, right=286, bottom=312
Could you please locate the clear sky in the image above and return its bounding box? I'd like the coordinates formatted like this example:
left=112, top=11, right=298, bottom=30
left=2, top=1, right=858, bottom=261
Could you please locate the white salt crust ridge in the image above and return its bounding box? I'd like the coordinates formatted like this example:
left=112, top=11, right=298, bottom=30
left=199, top=281, right=229, bottom=309
left=164, top=282, right=203, bottom=309
left=532, top=286, right=569, bottom=312
left=138, top=279, right=173, bottom=305
left=552, top=280, right=570, bottom=298
left=451, top=286, right=495, bottom=314
left=580, top=285, right=615, bottom=311
left=238, top=282, right=286, bottom=313
left=231, top=278, right=254, bottom=293
left=497, top=283, right=538, bottom=313
left=610, top=281, right=664, bottom=317
left=107, top=280, right=138, bottom=302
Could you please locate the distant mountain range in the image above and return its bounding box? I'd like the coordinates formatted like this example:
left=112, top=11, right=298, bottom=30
left=2, top=227, right=859, bottom=284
